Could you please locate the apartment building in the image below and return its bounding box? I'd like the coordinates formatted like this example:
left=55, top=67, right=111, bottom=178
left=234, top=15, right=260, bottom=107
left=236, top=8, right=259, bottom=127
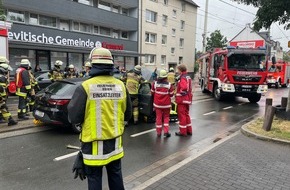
left=139, top=0, right=198, bottom=73
left=3, top=0, right=139, bottom=74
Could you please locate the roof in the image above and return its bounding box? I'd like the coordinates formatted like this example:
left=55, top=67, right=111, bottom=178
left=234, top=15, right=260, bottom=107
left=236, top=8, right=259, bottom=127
left=183, top=0, right=199, bottom=7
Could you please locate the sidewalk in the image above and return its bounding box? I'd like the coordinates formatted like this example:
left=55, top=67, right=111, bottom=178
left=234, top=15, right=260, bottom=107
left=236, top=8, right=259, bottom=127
left=133, top=132, right=290, bottom=190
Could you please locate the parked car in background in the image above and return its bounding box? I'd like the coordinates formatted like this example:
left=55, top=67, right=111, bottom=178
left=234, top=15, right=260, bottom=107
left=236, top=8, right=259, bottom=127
left=33, top=78, right=86, bottom=133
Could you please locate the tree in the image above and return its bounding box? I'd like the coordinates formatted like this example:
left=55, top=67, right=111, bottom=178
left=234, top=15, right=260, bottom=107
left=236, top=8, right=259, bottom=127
left=231, top=0, right=290, bottom=31
left=283, top=52, right=290, bottom=62
left=232, top=0, right=290, bottom=112
left=206, top=30, right=228, bottom=51
left=0, top=0, right=5, bottom=21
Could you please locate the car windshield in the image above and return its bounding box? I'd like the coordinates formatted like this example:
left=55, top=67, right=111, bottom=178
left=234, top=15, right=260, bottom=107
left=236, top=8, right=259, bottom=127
left=44, top=81, right=80, bottom=95
left=228, top=54, right=265, bottom=71
left=36, top=72, right=49, bottom=80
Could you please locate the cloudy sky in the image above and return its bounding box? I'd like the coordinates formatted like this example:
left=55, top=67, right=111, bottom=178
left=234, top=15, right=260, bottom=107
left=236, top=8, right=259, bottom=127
left=193, top=0, right=290, bottom=52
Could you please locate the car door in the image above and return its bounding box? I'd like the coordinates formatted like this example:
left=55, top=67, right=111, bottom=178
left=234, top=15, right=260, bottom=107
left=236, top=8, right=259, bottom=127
left=138, top=82, right=154, bottom=116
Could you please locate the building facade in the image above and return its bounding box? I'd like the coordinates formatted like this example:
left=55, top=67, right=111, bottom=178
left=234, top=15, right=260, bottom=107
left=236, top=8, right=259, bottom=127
left=3, top=0, right=139, bottom=75
left=139, top=0, right=198, bottom=73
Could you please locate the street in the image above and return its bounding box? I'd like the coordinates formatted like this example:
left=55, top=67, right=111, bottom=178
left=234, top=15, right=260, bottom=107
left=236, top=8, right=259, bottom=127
left=0, top=87, right=289, bottom=190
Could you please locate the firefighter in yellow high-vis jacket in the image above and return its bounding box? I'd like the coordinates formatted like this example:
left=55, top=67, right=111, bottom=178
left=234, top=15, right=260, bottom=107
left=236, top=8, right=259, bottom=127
left=68, top=47, right=132, bottom=190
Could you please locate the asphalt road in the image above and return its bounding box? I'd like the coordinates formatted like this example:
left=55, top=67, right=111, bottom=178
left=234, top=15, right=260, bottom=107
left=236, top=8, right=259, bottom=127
left=0, top=87, right=288, bottom=190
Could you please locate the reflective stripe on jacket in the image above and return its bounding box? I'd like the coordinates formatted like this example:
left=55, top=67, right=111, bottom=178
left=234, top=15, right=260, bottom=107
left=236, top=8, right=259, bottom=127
left=151, top=80, right=174, bottom=108
left=175, top=72, right=193, bottom=105
left=81, top=76, right=127, bottom=142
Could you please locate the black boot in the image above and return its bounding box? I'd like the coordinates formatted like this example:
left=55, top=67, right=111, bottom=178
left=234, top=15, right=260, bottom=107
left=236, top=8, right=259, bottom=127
left=8, top=117, right=18, bottom=126
left=18, top=113, right=29, bottom=120
left=164, top=133, right=171, bottom=138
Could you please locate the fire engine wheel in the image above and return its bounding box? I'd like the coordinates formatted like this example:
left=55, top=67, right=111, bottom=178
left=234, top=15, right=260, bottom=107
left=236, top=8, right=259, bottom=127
left=275, top=81, right=280, bottom=89
left=248, top=94, right=261, bottom=103
left=213, top=85, right=223, bottom=101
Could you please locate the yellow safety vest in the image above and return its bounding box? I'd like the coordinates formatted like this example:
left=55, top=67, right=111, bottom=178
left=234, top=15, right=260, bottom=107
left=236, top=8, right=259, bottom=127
left=81, top=76, right=127, bottom=166
left=167, top=72, right=175, bottom=84
left=81, top=76, right=127, bottom=142
left=126, top=72, right=141, bottom=95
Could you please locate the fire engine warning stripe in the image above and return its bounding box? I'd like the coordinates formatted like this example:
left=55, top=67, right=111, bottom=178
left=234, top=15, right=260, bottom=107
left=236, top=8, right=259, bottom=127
left=203, top=111, right=216, bottom=116
left=130, top=129, right=156, bottom=138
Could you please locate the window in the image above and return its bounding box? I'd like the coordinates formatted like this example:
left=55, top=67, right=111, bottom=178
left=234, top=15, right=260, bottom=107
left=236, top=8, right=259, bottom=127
left=121, top=31, right=128, bottom=39
left=93, top=26, right=99, bottom=34
left=100, top=26, right=111, bottom=36
left=180, top=20, right=185, bottom=30
left=146, top=10, right=157, bottom=23
left=145, top=32, right=157, bottom=43
left=7, top=10, right=24, bottom=22
left=179, top=38, right=184, bottom=48
left=122, top=8, right=128, bottom=16
left=172, top=28, right=176, bottom=36
left=69, top=53, right=83, bottom=71
left=171, top=47, right=175, bottom=54
left=39, top=15, right=56, bottom=27
left=78, top=0, right=90, bottom=5
left=60, top=20, right=70, bottom=31
left=164, top=0, right=168, bottom=5
left=73, top=22, right=80, bottom=31
left=162, top=15, right=168, bottom=26
left=51, top=52, right=67, bottom=70
left=112, top=5, right=119, bottom=13
left=162, top=35, right=167, bottom=45
left=179, top=57, right=183, bottom=64
left=161, top=55, right=166, bottom=65
left=172, top=9, right=177, bottom=18
left=181, top=2, right=186, bottom=12
left=144, top=55, right=156, bottom=64
left=29, top=13, right=38, bottom=25
left=112, top=30, right=119, bottom=38
left=98, top=1, right=111, bottom=11
left=80, top=23, right=91, bottom=33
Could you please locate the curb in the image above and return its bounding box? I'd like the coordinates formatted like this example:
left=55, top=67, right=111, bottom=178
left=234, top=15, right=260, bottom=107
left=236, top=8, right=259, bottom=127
left=240, top=119, right=290, bottom=145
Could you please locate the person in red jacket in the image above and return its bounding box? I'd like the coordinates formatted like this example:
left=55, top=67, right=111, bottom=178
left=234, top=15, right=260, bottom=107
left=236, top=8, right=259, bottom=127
left=151, top=69, right=174, bottom=137
left=175, top=64, right=193, bottom=137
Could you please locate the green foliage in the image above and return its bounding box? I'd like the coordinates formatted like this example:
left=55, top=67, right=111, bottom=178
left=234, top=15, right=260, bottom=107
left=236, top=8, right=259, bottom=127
left=0, top=0, right=5, bottom=21
left=283, top=52, right=290, bottom=62
left=232, top=0, right=290, bottom=30
left=206, top=30, right=228, bottom=51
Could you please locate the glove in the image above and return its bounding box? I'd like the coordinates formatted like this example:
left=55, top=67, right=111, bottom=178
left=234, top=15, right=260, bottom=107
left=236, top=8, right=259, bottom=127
left=72, top=151, right=86, bottom=180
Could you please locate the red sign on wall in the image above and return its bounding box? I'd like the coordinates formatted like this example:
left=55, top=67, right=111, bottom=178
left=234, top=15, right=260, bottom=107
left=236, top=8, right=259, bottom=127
left=0, top=28, right=8, bottom=37
left=230, top=40, right=265, bottom=48
left=102, top=42, right=124, bottom=50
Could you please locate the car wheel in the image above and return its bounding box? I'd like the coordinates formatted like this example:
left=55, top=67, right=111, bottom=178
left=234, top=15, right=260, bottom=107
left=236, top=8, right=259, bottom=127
left=71, top=124, right=81, bottom=133
left=248, top=94, right=261, bottom=103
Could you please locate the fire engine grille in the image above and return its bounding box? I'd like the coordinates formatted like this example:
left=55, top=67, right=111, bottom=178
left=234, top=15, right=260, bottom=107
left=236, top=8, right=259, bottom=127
left=233, top=75, right=261, bottom=82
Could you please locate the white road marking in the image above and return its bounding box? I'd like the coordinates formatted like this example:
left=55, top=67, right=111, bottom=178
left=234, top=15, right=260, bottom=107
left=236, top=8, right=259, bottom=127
left=203, top=111, right=216, bottom=116
left=53, top=151, right=79, bottom=161
left=130, top=129, right=156, bottom=138
left=223, top=106, right=233, bottom=110
left=238, top=103, right=246, bottom=106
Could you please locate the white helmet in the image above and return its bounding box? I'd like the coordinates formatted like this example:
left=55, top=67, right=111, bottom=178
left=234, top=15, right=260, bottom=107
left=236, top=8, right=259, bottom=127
left=20, top=59, right=31, bottom=67
left=0, top=56, right=9, bottom=64
left=85, top=61, right=92, bottom=67
left=158, top=69, right=168, bottom=78
left=68, top=64, right=75, bottom=69
left=55, top=60, right=63, bottom=66
left=0, top=63, right=12, bottom=71
left=89, top=47, right=113, bottom=65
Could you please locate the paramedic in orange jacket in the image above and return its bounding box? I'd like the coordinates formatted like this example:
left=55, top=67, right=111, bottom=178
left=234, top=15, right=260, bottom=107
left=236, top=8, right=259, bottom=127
left=175, top=64, right=193, bottom=137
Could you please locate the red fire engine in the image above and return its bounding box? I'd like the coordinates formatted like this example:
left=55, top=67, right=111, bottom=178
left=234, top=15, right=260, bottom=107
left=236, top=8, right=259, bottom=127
left=267, top=60, right=290, bottom=88
left=199, top=46, right=268, bottom=103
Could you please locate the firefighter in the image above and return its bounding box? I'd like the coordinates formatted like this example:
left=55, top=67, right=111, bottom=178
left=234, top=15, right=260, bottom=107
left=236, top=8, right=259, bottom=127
left=151, top=69, right=174, bottom=137
left=28, top=68, right=39, bottom=112
left=0, top=56, right=18, bottom=126
left=124, top=65, right=145, bottom=125
left=15, top=59, right=31, bottom=120
left=175, top=64, right=193, bottom=137
left=68, top=47, right=132, bottom=189
left=65, top=64, right=78, bottom=78
left=167, top=67, right=176, bottom=85
left=48, top=60, right=64, bottom=81
left=80, top=61, right=91, bottom=77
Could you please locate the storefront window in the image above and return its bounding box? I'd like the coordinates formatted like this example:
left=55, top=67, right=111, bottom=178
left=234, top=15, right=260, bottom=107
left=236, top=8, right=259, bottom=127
left=113, top=56, right=124, bottom=69
left=125, top=57, right=135, bottom=70
left=9, top=48, right=36, bottom=75
left=51, top=52, right=67, bottom=70
left=29, top=13, right=38, bottom=25
left=7, top=10, right=24, bottom=23
left=69, top=53, right=83, bottom=72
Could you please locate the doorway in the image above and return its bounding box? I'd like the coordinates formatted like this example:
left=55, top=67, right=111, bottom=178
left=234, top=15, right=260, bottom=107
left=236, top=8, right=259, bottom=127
left=36, top=50, right=50, bottom=71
